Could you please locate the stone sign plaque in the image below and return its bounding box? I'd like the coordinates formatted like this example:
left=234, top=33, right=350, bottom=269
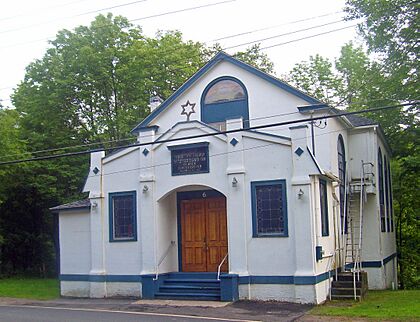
left=169, top=143, right=209, bottom=176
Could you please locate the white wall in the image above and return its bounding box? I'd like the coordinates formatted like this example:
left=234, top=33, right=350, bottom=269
left=148, top=61, right=314, bottom=139
left=59, top=210, right=91, bottom=275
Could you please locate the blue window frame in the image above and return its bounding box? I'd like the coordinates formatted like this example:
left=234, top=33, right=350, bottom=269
left=319, top=179, right=329, bottom=236
left=384, top=156, right=391, bottom=232
left=387, top=160, right=394, bottom=232
left=109, top=191, right=137, bottom=242
left=378, top=148, right=386, bottom=232
left=251, top=180, right=288, bottom=237
left=201, top=76, right=249, bottom=128
left=337, top=135, right=347, bottom=233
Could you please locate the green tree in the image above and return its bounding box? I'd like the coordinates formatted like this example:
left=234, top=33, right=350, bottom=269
left=345, top=0, right=419, bottom=289
left=345, top=0, right=419, bottom=102
left=288, top=54, right=342, bottom=105
left=4, top=13, right=275, bottom=276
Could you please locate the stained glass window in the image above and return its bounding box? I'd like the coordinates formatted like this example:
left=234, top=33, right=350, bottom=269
left=204, top=79, right=245, bottom=104
left=110, top=192, right=136, bottom=241
left=252, top=180, right=288, bottom=237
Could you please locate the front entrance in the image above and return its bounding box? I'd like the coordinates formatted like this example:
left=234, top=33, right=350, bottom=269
left=180, top=196, right=228, bottom=272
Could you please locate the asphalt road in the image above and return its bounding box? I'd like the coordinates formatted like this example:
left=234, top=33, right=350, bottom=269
left=0, top=305, right=261, bottom=322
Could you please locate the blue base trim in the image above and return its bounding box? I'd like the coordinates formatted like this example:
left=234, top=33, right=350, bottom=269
left=60, top=274, right=142, bottom=282
left=345, top=252, right=398, bottom=269
left=238, top=271, right=334, bottom=286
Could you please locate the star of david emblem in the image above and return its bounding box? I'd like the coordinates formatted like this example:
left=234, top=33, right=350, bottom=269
left=181, top=100, right=196, bottom=121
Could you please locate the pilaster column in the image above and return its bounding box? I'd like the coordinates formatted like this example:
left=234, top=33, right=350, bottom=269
left=226, top=118, right=248, bottom=275
left=86, top=151, right=107, bottom=297
left=138, top=128, right=157, bottom=274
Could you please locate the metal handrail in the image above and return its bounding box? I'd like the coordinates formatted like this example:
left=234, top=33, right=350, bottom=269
left=153, top=241, right=176, bottom=281
left=217, top=253, right=228, bottom=281
left=326, top=249, right=339, bottom=300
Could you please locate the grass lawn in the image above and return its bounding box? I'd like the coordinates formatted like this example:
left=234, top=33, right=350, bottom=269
left=0, top=277, right=59, bottom=300
left=311, top=290, right=420, bottom=321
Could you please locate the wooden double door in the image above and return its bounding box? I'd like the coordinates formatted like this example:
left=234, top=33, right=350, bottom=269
left=181, top=197, right=228, bottom=272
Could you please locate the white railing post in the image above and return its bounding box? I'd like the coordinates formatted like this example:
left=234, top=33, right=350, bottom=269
left=217, top=253, right=229, bottom=281
left=153, top=241, right=176, bottom=281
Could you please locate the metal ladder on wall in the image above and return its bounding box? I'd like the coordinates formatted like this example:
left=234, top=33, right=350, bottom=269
left=343, top=161, right=372, bottom=299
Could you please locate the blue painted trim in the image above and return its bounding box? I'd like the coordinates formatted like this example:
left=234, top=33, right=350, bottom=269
left=200, top=76, right=249, bottom=128
left=297, top=104, right=329, bottom=112
left=60, top=271, right=341, bottom=286
left=133, top=125, right=159, bottom=133
left=167, top=142, right=209, bottom=150
left=60, top=274, right=142, bottom=282
left=238, top=271, right=335, bottom=285
left=306, top=146, right=323, bottom=174
left=250, top=179, right=288, bottom=237
left=60, top=274, right=90, bottom=281
left=316, top=246, right=323, bottom=261
left=319, top=179, right=329, bottom=237
left=362, top=261, right=382, bottom=268
left=131, top=52, right=323, bottom=131
left=345, top=254, right=397, bottom=269
left=220, top=274, right=239, bottom=301
left=109, top=191, right=137, bottom=242
left=289, top=124, right=308, bottom=130
left=244, top=129, right=291, bottom=141
left=383, top=252, right=397, bottom=265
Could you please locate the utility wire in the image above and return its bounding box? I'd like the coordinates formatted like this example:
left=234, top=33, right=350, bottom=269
left=0, top=102, right=416, bottom=166
left=0, top=0, right=236, bottom=50
left=0, top=96, right=402, bottom=160
left=211, top=10, right=343, bottom=42
left=0, top=0, right=148, bottom=34
left=85, top=125, right=364, bottom=179
left=223, top=19, right=348, bottom=50
left=259, top=24, right=357, bottom=51
left=0, top=0, right=90, bottom=22
left=0, top=20, right=358, bottom=101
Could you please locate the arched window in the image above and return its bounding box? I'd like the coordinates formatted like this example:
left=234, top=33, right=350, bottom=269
left=201, top=77, right=249, bottom=130
left=378, top=148, right=386, bottom=232
left=337, top=135, right=347, bottom=233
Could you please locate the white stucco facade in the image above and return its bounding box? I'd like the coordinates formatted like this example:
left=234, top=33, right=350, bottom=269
left=55, top=52, right=397, bottom=303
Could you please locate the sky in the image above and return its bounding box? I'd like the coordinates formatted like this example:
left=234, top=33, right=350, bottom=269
left=0, top=0, right=363, bottom=107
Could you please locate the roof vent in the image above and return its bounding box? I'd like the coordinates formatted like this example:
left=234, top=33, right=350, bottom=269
left=149, top=95, right=163, bottom=112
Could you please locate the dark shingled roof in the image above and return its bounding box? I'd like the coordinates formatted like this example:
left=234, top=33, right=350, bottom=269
left=345, top=113, right=377, bottom=127
left=50, top=199, right=90, bottom=212
left=330, top=108, right=377, bottom=127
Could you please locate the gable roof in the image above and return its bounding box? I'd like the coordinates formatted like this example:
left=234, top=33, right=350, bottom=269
left=131, top=51, right=325, bottom=133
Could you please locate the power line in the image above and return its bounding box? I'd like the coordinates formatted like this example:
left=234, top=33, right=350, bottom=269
left=0, top=0, right=148, bottom=35
left=84, top=125, right=362, bottom=179
left=211, top=10, right=343, bottom=42
left=0, top=21, right=359, bottom=102
left=222, top=19, right=349, bottom=50
left=0, top=102, right=416, bottom=166
left=0, top=96, right=402, bottom=160
left=259, top=24, right=358, bottom=51
left=0, top=0, right=90, bottom=22
left=0, top=0, right=236, bottom=51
